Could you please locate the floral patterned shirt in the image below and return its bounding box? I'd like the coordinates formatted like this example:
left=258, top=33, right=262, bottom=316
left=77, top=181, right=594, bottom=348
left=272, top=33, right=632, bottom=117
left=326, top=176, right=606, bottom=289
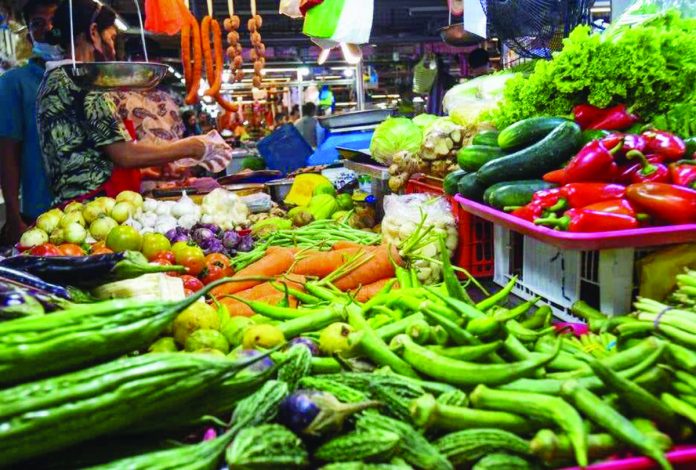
left=36, top=67, right=131, bottom=205
left=108, top=90, right=184, bottom=143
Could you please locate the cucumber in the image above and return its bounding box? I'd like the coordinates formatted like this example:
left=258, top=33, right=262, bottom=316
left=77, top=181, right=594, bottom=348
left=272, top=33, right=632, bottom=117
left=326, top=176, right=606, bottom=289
left=478, top=121, right=582, bottom=186
left=457, top=145, right=506, bottom=172
left=483, top=180, right=557, bottom=209
left=498, top=117, right=569, bottom=150
left=472, top=130, right=500, bottom=147
left=443, top=169, right=467, bottom=196
left=457, top=173, right=487, bottom=201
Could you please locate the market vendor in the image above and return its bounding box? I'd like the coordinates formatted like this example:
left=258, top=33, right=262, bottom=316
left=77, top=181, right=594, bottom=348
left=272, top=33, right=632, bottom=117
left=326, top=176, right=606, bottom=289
left=36, top=0, right=228, bottom=207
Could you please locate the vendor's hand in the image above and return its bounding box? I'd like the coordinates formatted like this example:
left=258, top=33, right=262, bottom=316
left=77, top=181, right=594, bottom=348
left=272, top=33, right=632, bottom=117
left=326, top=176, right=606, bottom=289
left=176, top=131, right=234, bottom=173
left=1, top=214, right=27, bottom=245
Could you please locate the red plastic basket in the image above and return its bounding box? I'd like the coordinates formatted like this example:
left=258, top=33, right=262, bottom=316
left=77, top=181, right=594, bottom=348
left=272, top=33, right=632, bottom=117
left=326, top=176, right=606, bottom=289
left=404, top=175, right=494, bottom=278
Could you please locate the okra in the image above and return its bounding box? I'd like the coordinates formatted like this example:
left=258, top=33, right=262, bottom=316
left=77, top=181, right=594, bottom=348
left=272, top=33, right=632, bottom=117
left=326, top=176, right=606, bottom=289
left=531, top=429, right=618, bottom=466
left=561, top=380, right=671, bottom=470
left=425, top=286, right=486, bottom=320
left=393, top=334, right=560, bottom=387
left=421, top=305, right=478, bottom=345
left=411, top=394, right=531, bottom=434
left=521, top=305, right=552, bottom=329
left=471, top=385, right=588, bottom=467
left=278, top=304, right=346, bottom=338
left=428, top=340, right=503, bottom=361
left=439, top=236, right=473, bottom=304
left=662, top=393, right=696, bottom=426
left=476, top=276, right=517, bottom=311
left=375, top=313, right=424, bottom=342
left=667, top=342, right=696, bottom=373
left=311, top=356, right=343, bottom=374
left=571, top=300, right=606, bottom=321
left=582, top=355, right=681, bottom=433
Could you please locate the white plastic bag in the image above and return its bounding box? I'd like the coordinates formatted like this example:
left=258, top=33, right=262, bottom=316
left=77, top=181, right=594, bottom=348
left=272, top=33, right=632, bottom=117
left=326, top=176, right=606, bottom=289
left=279, top=0, right=303, bottom=18
left=174, top=130, right=233, bottom=173
left=381, top=194, right=458, bottom=285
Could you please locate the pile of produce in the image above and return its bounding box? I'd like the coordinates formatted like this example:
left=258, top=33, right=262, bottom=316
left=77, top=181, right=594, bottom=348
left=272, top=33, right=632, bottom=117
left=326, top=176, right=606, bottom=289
left=371, top=73, right=513, bottom=192
left=1, top=237, right=694, bottom=469
left=490, top=11, right=696, bottom=129
left=447, top=109, right=696, bottom=231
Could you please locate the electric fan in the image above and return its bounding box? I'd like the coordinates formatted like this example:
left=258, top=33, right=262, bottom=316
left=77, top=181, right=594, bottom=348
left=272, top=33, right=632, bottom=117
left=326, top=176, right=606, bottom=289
left=481, top=0, right=593, bottom=59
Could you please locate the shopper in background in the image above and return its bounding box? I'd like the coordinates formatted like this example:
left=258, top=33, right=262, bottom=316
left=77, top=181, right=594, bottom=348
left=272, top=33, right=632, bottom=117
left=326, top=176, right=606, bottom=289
left=294, top=102, right=319, bottom=148
left=0, top=0, right=59, bottom=244
left=289, top=104, right=300, bottom=123
left=198, top=112, right=214, bottom=134
left=272, top=112, right=287, bottom=130
left=467, top=47, right=491, bottom=77
left=182, top=110, right=202, bottom=137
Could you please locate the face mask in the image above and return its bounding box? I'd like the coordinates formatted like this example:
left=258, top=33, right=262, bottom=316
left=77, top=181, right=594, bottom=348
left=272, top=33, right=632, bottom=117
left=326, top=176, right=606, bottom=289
left=32, top=41, right=63, bottom=61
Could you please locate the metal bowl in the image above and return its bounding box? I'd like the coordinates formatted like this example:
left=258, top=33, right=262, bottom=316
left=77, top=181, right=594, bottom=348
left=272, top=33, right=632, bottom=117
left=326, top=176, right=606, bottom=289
left=265, top=178, right=295, bottom=204
left=440, top=23, right=484, bottom=47
left=60, top=61, right=168, bottom=91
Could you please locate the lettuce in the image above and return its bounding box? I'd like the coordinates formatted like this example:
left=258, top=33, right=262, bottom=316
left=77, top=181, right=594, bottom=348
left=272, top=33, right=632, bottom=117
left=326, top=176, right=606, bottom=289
left=369, top=117, right=423, bottom=165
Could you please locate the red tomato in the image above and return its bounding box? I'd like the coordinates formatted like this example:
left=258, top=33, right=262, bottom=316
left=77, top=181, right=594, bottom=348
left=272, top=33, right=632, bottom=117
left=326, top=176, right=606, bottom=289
left=58, top=243, right=86, bottom=256
left=176, top=245, right=206, bottom=276
left=184, top=288, right=194, bottom=297
left=200, top=264, right=224, bottom=285
left=153, top=250, right=176, bottom=263
left=29, top=243, right=61, bottom=257
left=151, top=258, right=180, bottom=277
left=205, top=253, right=233, bottom=276
left=180, top=274, right=204, bottom=292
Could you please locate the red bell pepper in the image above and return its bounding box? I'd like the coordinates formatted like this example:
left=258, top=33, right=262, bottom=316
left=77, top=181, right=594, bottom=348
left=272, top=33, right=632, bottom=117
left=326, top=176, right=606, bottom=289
left=556, top=183, right=627, bottom=209
left=535, top=208, right=639, bottom=232
left=668, top=160, right=696, bottom=189
left=626, top=150, right=670, bottom=184
left=543, top=168, right=566, bottom=184
left=510, top=202, right=546, bottom=223
left=531, top=187, right=563, bottom=207
left=563, top=139, right=623, bottom=184
left=626, top=182, right=696, bottom=225
left=581, top=198, right=637, bottom=216
left=621, top=134, right=647, bottom=156
left=600, top=133, right=624, bottom=152
left=642, top=130, right=686, bottom=162
left=587, top=104, right=639, bottom=131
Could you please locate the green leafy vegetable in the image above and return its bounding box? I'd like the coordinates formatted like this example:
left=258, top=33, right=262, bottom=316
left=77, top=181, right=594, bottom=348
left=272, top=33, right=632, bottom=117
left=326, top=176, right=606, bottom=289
left=370, top=117, right=423, bottom=165
left=491, top=11, right=696, bottom=129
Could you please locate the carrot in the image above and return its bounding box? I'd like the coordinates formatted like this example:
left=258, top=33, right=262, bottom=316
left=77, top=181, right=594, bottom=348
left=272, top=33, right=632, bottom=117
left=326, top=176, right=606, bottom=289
left=226, top=274, right=305, bottom=301
left=332, top=241, right=364, bottom=251
left=220, top=292, right=298, bottom=317
left=210, top=247, right=296, bottom=297
left=352, top=278, right=399, bottom=303
left=291, top=247, right=365, bottom=278
left=184, top=14, right=202, bottom=104
left=333, top=245, right=403, bottom=292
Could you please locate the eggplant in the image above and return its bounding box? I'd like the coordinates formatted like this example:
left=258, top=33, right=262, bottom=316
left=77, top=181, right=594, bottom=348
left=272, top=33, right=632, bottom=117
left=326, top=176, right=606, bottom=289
left=0, top=280, right=72, bottom=319
left=0, top=251, right=186, bottom=288
left=0, top=266, right=71, bottom=298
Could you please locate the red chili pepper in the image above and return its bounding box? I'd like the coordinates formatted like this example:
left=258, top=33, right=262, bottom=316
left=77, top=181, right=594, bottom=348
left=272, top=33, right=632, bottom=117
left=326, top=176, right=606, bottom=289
left=581, top=198, right=637, bottom=216
left=543, top=168, right=566, bottom=184
left=563, top=139, right=623, bottom=184
left=510, top=202, right=545, bottom=223
left=626, top=182, right=696, bottom=225
left=601, top=133, right=624, bottom=152
left=642, top=130, right=686, bottom=162
left=587, top=104, right=639, bottom=131
left=531, top=187, right=563, bottom=208
left=557, top=183, right=627, bottom=209
left=535, top=208, right=639, bottom=232
left=616, top=154, right=664, bottom=185
left=573, top=104, right=610, bottom=129
left=621, top=134, right=647, bottom=155
left=668, top=160, right=696, bottom=189
left=626, top=150, right=670, bottom=184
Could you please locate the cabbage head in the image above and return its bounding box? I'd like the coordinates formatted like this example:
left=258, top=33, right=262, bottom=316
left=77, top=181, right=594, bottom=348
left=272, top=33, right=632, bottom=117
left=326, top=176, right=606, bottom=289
left=369, top=117, right=423, bottom=165
left=412, top=113, right=439, bottom=130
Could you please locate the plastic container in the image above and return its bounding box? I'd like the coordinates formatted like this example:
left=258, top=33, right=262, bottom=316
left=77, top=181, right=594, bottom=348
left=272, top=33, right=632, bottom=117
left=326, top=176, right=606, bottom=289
left=257, top=124, right=313, bottom=176
left=562, top=445, right=696, bottom=470
left=455, top=194, right=696, bottom=320
left=405, top=175, right=493, bottom=278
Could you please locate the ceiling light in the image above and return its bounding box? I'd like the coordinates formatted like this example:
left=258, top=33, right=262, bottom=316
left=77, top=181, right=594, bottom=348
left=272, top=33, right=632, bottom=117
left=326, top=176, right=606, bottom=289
left=299, top=67, right=311, bottom=76
left=343, top=68, right=354, bottom=77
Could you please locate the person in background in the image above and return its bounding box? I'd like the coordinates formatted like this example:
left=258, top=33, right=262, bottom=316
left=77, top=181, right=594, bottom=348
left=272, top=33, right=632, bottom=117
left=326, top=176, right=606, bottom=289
left=289, top=104, right=300, bottom=123
left=272, top=112, right=287, bottom=130
left=182, top=110, right=201, bottom=137
left=0, top=0, right=59, bottom=244
left=467, top=47, right=491, bottom=78
left=198, top=112, right=214, bottom=134
left=294, top=102, right=318, bottom=148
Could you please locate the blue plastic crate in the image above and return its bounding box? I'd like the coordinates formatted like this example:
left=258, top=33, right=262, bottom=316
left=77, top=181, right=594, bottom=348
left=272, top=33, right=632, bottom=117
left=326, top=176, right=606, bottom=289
left=257, top=124, right=313, bottom=176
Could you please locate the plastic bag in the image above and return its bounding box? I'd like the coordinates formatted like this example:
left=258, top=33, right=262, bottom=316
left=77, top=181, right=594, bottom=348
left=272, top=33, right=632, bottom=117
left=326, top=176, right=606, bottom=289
left=303, top=0, right=374, bottom=44
left=613, top=0, right=695, bottom=27
left=174, top=130, right=233, bottom=174
left=442, top=73, right=516, bottom=127
left=144, top=0, right=189, bottom=35
left=240, top=192, right=273, bottom=214
left=637, top=243, right=696, bottom=301
left=280, top=0, right=304, bottom=18
left=381, top=194, right=458, bottom=285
